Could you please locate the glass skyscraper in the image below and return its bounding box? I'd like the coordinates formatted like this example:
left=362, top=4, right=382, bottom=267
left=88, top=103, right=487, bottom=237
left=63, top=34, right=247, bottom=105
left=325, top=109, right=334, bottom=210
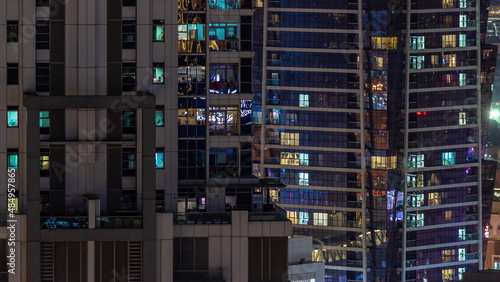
left=254, top=0, right=497, bottom=281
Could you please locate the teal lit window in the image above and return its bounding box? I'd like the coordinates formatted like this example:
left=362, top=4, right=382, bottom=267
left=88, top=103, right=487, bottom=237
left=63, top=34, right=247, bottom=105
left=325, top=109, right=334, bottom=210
left=299, top=94, right=309, bottom=107
left=122, top=110, right=136, bottom=134
left=7, top=110, right=18, bottom=127
left=153, top=63, right=165, bottom=84
left=40, top=110, right=50, bottom=127
left=442, top=152, right=456, bottom=165
left=153, top=20, right=165, bottom=42
left=156, top=108, right=165, bottom=127
left=155, top=151, right=164, bottom=169
left=209, top=0, right=241, bottom=9
left=8, top=153, right=19, bottom=169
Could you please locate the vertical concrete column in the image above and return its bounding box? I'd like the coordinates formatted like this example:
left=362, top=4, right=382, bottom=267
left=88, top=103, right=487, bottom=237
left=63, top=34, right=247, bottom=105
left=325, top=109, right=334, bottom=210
left=87, top=241, right=95, bottom=282
left=87, top=198, right=100, bottom=229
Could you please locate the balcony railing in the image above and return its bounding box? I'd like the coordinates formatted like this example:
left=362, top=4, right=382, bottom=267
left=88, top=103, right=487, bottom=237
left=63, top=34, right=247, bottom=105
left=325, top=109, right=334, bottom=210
left=95, top=216, right=143, bottom=228
left=41, top=216, right=89, bottom=229
left=175, top=212, right=231, bottom=224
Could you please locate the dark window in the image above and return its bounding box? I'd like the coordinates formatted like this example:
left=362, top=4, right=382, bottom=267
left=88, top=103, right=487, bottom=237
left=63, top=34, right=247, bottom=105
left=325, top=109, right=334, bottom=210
left=7, top=21, right=18, bottom=42
left=36, top=20, right=50, bottom=49
left=40, top=149, right=50, bottom=177
left=122, top=110, right=136, bottom=134
left=153, top=20, right=165, bottom=42
left=122, top=0, right=136, bottom=6
left=209, top=148, right=238, bottom=178
left=122, top=62, right=136, bottom=91
left=156, top=190, right=165, bottom=212
left=122, top=148, right=136, bottom=176
left=122, top=20, right=136, bottom=49
left=7, top=63, right=19, bottom=85
left=153, top=63, right=165, bottom=84
left=36, top=0, right=50, bottom=6
left=36, top=63, right=50, bottom=92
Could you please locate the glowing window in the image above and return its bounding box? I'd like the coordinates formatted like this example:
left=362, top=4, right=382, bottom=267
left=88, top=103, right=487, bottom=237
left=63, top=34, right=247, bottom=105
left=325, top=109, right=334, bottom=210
left=442, top=152, right=456, bottom=165
left=313, top=212, right=328, bottom=226
left=153, top=63, right=165, bottom=84
left=155, top=151, right=164, bottom=169
left=459, top=34, right=467, bottom=47
left=441, top=250, right=455, bottom=263
left=371, top=156, right=397, bottom=169
left=408, top=154, right=424, bottom=168
left=371, top=37, right=397, bottom=50
left=208, top=106, right=239, bottom=135
left=459, top=112, right=467, bottom=125
left=458, top=248, right=466, bottom=261
left=40, top=155, right=49, bottom=170
left=299, top=172, right=309, bottom=185
left=442, top=0, right=454, bottom=8
left=156, top=108, right=165, bottom=127
left=442, top=34, right=456, bottom=48
left=7, top=110, right=18, bottom=127
left=280, top=152, right=299, bottom=166
left=459, top=15, right=468, bottom=28
left=299, top=212, right=309, bottom=225
left=153, top=20, right=165, bottom=42
left=299, top=94, right=309, bottom=107
left=8, top=153, right=19, bottom=170
left=442, top=269, right=454, bottom=281
left=409, top=36, right=425, bottom=50
left=287, top=211, right=298, bottom=224
left=459, top=73, right=466, bottom=86
left=428, top=193, right=441, bottom=205
left=443, top=54, right=456, bottom=67
left=280, top=132, right=300, bottom=146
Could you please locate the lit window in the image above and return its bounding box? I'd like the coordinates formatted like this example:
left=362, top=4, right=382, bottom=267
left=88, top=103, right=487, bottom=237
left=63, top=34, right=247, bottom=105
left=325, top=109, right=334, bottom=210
left=442, top=0, right=454, bottom=8
left=7, top=21, right=18, bottom=42
left=209, top=65, right=238, bottom=94
left=153, top=20, right=165, bottom=42
left=280, top=132, right=300, bottom=146
left=459, top=34, right=467, bottom=47
left=178, top=108, right=206, bottom=125
left=155, top=107, right=165, bottom=127
left=299, top=94, right=309, bottom=107
left=458, top=229, right=466, bottom=240
left=409, top=36, right=425, bottom=50
left=458, top=248, right=466, bottom=261
left=371, top=37, right=398, bottom=50
left=155, top=150, right=164, bottom=169
left=408, top=154, right=424, bottom=168
left=209, top=0, right=241, bottom=9
left=7, top=109, right=18, bottom=127
left=40, top=150, right=50, bottom=177
left=459, top=73, right=466, bottom=86
left=122, top=110, right=136, bottom=134
left=441, top=250, right=455, bottom=263
left=299, top=153, right=309, bottom=166
left=445, top=210, right=453, bottom=220
left=122, top=149, right=136, bottom=176
left=313, top=212, right=328, bottom=226
left=280, top=152, right=299, bottom=166
left=428, top=193, right=440, bottom=205
left=458, top=268, right=466, bottom=280
left=409, top=56, right=424, bottom=69
left=178, top=23, right=205, bottom=41
left=459, top=15, right=468, bottom=28
left=431, top=55, right=440, bottom=67
left=459, top=112, right=467, bottom=125
left=443, top=54, right=456, bottom=67
left=122, top=20, right=136, bottom=49
left=442, top=152, right=456, bottom=165
left=407, top=193, right=424, bottom=207
left=416, top=213, right=424, bottom=226
left=287, top=211, right=298, bottom=224
left=40, top=110, right=50, bottom=134
left=208, top=106, right=239, bottom=135
left=372, top=156, right=397, bottom=169
left=122, top=63, right=136, bottom=91
left=299, top=172, right=309, bottom=185
left=209, top=23, right=239, bottom=51
left=442, top=269, right=454, bottom=281
left=299, top=212, right=309, bottom=225
left=153, top=63, right=165, bottom=84
left=8, top=151, right=19, bottom=170
left=442, top=34, right=456, bottom=48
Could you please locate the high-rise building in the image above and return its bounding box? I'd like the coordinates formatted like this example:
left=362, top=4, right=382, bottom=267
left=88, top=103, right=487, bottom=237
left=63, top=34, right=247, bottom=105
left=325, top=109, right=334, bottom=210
left=254, top=0, right=497, bottom=281
left=0, top=1, right=292, bottom=281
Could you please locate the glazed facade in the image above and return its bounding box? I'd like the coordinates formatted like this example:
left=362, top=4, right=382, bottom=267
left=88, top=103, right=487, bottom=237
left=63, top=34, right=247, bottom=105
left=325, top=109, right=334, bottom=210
left=254, top=0, right=497, bottom=281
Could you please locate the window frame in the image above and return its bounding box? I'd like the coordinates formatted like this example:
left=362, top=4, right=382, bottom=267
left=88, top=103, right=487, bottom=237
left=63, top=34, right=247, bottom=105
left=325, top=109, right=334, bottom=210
left=7, top=21, right=18, bottom=42
left=122, top=20, right=137, bottom=49
left=36, top=20, right=50, bottom=49
left=7, top=107, right=19, bottom=127
left=153, top=20, right=165, bottom=42
left=7, top=63, right=19, bottom=85
left=122, top=148, right=137, bottom=176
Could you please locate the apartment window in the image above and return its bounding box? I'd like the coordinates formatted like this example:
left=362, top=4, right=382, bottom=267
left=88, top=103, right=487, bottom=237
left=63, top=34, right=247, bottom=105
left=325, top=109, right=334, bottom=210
left=299, top=212, right=309, bottom=225
left=155, top=149, right=164, bottom=169
left=313, top=212, right=328, bottom=226
left=36, top=20, right=49, bottom=49
left=39, top=110, right=50, bottom=134
left=299, top=94, right=309, bottom=107
left=209, top=65, right=238, bottom=94
left=281, top=132, right=299, bottom=146
left=208, top=23, right=239, bottom=51
left=372, top=156, right=397, bottom=169
left=441, top=249, right=455, bottom=263
left=299, top=153, right=309, bottom=166
left=408, top=154, right=424, bottom=168
left=442, top=152, right=456, bottom=165
left=153, top=20, right=165, bottom=41
left=8, top=150, right=19, bottom=170
left=416, top=213, right=424, bottom=226
left=7, top=21, right=18, bottom=42
left=156, top=106, right=165, bottom=127
left=458, top=248, right=466, bottom=261
left=442, top=0, right=454, bottom=8
left=287, top=211, right=298, bottom=224
left=123, top=0, right=136, bottom=6
left=458, top=268, right=466, bottom=280
left=459, top=0, right=467, bottom=8
left=208, top=106, right=239, bottom=135
left=371, top=37, right=398, bottom=50
left=428, top=192, right=441, bottom=205
left=459, top=15, right=468, bottom=27
left=442, top=34, right=456, bottom=48
left=178, top=108, right=206, bottom=126
left=122, top=63, right=136, bottom=91
left=40, top=149, right=50, bottom=176
left=209, top=0, right=241, bottom=9
left=7, top=108, right=19, bottom=127
left=7, top=63, right=19, bottom=85
left=431, top=55, right=439, bottom=67
left=122, top=148, right=136, bottom=176
left=209, top=148, right=238, bottom=178
left=443, top=54, right=456, bottom=67
left=459, top=73, right=466, bottom=86
left=280, top=152, right=299, bottom=166
left=153, top=63, right=165, bottom=84
left=122, top=110, right=136, bottom=134
left=442, top=269, right=454, bottom=281
left=409, top=56, right=424, bottom=69
left=409, top=36, right=425, bottom=50
left=299, top=172, right=309, bottom=185
left=459, top=34, right=467, bottom=47
left=36, top=63, right=50, bottom=92
left=122, top=20, right=136, bottom=49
